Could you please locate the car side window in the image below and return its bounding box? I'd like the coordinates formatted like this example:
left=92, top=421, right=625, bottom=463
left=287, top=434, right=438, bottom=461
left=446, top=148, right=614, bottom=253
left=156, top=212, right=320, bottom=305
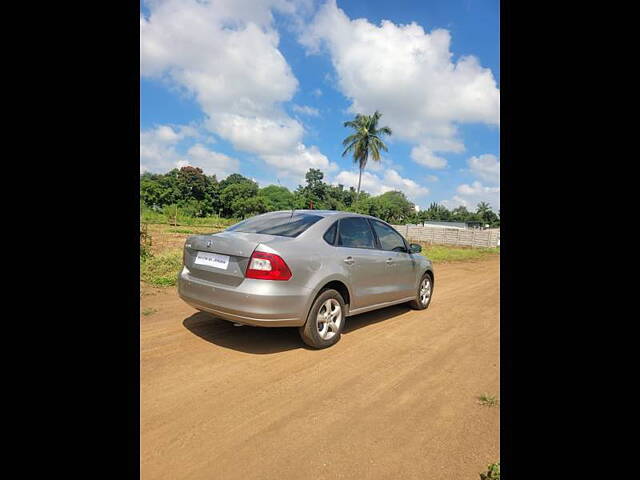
left=371, top=220, right=407, bottom=252
left=323, top=221, right=337, bottom=245
left=337, top=217, right=375, bottom=249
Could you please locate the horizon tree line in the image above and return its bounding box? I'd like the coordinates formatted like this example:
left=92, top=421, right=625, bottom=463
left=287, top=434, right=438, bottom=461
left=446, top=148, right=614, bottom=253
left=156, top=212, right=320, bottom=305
left=140, top=166, right=499, bottom=228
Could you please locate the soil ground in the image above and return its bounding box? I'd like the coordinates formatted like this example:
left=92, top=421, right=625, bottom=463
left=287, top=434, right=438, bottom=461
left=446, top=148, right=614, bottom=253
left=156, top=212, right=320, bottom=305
left=140, top=256, right=499, bottom=479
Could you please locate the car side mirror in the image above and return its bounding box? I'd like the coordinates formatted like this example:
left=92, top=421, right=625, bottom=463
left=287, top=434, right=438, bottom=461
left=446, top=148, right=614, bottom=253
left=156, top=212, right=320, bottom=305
left=409, top=243, right=422, bottom=253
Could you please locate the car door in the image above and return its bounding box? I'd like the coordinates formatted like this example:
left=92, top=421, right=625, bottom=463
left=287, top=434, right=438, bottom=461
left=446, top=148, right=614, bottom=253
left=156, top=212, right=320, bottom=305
left=335, top=217, right=389, bottom=309
left=370, top=220, right=419, bottom=302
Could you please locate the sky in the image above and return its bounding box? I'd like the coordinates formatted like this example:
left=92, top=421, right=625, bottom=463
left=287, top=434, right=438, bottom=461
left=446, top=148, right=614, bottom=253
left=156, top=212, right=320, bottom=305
left=140, top=0, right=500, bottom=211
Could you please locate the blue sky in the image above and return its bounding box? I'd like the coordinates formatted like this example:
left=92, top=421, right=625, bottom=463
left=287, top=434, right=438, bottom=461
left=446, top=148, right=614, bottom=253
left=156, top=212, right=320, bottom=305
left=140, top=0, right=500, bottom=211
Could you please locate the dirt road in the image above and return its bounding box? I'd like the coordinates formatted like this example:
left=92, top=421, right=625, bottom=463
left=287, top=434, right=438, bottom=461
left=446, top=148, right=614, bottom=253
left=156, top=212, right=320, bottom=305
left=140, top=256, right=499, bottom=479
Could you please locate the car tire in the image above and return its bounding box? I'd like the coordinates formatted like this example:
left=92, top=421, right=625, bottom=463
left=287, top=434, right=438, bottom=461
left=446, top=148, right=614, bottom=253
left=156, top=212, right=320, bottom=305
left=299, top=289, right=346, bottom=349
left=409, top=272, right=434, bottom=310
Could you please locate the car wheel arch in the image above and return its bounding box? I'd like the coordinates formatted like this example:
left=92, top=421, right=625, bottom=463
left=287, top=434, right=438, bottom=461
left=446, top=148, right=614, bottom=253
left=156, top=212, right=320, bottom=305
left=421, top=269, right=435, bottom=288
left=305, top=276, right=353, bottom=317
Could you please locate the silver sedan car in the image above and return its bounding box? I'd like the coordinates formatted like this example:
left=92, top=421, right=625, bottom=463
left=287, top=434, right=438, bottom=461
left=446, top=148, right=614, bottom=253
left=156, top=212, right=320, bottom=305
left=178, top=210, right=434, bottom=348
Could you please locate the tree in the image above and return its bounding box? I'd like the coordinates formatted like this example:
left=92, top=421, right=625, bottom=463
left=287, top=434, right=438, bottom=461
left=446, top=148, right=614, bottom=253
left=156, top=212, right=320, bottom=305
left=174, top=166, right=208, bottom=201
left=294, top=168, right=330, bottom=209
left=258, top=185, right=295, bottom=211
left=139, top=167, right=221, bottom=216
left=349, top=191, right=413, bottom=224
left=140, top=173, right=172, bottom=210
left=341, top=111, right=392, bottom=198
left=475, top=202, right=499, bottom=227
left=219, top=173, right=253, bottom=190
left=219, top=175, right=259, bottom=217
left=325, top=184, right=353, bottom=210
left=232, top=196, right=270, bottom=219
left=476, top=202, right=491, bottom=219
left=349, top=195, right=376, bottom=216
left=202, top=177, right=221, bottom=216
left=374, top=191, right=415, bottom=223
left=333, top=184, right=358, bottom=208
left=304, top=169, right=327, bottom=198
left=451, top=206, right=470, bottom=222
left=421, top=202, right=451, bottom=221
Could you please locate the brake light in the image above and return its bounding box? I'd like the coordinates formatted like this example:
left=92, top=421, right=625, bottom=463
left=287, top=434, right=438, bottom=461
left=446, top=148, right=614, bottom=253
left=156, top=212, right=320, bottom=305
left=245, top=251, right=292, bottom=281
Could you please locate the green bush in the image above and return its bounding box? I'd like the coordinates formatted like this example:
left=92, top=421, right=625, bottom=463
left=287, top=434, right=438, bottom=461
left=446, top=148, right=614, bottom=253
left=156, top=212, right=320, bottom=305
left=140, top=243, right=152, bottom=261
left=479, top=462, right=500, bottom=480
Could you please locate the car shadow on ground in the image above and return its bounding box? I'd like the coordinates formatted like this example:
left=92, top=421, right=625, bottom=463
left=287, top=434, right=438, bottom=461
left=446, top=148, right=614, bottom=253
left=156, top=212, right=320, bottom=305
left=182, top=304, right=412, bottom=354
left=342, top=304, right=411, bottom=334
left=183, top=312, right=303, bottom=354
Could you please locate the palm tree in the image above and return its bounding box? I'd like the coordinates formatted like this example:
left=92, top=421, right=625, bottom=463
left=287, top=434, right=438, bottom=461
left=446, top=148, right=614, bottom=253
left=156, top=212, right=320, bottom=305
left=341, top=111, right=392, bottom=199
left=476, top=202, right=492, bottom=218
left=476, top=202, right=493, bottom=226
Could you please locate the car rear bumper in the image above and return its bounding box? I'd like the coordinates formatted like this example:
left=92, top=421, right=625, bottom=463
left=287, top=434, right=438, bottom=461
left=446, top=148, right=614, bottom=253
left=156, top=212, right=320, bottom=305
left=177, top=266, right=311, bottom=327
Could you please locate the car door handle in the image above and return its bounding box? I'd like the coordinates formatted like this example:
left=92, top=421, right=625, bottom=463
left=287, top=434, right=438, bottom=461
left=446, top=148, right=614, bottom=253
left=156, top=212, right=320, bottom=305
left=344, top=256, right=355, bottom=265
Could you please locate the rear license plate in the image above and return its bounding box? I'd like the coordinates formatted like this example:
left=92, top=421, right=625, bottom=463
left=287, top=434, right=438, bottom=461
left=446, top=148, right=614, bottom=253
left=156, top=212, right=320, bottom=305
left=194, top=251, right=230, bottom=270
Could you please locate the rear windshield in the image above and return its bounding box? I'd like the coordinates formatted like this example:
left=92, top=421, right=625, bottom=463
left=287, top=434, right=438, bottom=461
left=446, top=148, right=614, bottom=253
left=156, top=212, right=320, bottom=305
left=226, top=212, right=323, bottom=237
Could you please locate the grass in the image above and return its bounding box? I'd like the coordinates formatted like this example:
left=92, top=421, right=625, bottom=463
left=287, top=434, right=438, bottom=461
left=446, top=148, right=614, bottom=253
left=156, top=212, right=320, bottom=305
left=141, top=307, right=157, bottom=316
left=143, top=223, right=225, bottom=257
left=420, top=244, right=499, bottom=263
left=140, top=249, right=183, bottom=286
left=477, top=393, right=499, bottom=407
left=140, top=210, right=238, bottom=228
left=167, top=228, right=198, bottom=234
left=479, top=462, right=500, bottom=479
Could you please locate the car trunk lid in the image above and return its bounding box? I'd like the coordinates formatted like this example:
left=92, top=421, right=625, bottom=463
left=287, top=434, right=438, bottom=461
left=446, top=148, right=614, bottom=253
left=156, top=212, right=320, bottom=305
left=183, top=231, right=293, bottom=286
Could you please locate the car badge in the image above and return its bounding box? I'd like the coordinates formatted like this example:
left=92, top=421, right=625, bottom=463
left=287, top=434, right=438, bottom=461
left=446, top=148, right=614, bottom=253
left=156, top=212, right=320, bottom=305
left=207, top=240, right=212, bottom=248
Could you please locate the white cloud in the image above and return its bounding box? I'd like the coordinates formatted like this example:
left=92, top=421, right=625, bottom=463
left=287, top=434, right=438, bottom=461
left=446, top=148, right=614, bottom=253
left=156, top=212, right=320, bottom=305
left=467, top=153, right=499, bottom=184
left=206, top=113, right=303, bottom=155
left=300, top=0, right=499, bottom=165
left=457, top=181, right=499, bottom=196
left=441, top=196, right=471, bottom=209
left=140, top=124, right=238, bottom=179
left=333, top=169, right=428, bottom=200
left=140, top=0, right=328, bottom=181
left=292, top=104, right=320, bottom=116
left=420, top=137, right=466, bottom=154
left=140, top=124, right=198, bottom=172
left=312, top=88, right=323, bottom=97
left=185, top=143, right=239, bottom=178
left=366, top=156, right=399, bottom=172
left=154, top=125, right=181, bottom=143
left=384, top=169, right=430, bottom=198
left=441, top=181, right=500, bottom=211
left=410, top=145, right=448, bottom=169
left=262, top=143, right=337, bottom=179
left=439, top=154, right=500, bottom=211
left=440, top=154, right=500, bottom=209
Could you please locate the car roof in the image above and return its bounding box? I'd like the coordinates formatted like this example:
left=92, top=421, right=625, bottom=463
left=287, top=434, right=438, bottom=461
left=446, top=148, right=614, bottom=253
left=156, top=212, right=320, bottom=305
left=267, top=209, right=376, bottom=220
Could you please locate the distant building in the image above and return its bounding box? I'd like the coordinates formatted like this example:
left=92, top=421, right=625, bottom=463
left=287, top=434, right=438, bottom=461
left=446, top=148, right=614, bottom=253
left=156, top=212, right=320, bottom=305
left=466, top=221, right=485, bottom=230
left=421, top=221, right=467, bottom=229
left=418, top=220, right=485, bottom=230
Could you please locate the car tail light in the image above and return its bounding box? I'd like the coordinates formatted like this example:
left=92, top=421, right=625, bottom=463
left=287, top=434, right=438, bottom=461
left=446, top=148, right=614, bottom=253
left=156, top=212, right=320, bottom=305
left=245, top=251, right=292, bottom=281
